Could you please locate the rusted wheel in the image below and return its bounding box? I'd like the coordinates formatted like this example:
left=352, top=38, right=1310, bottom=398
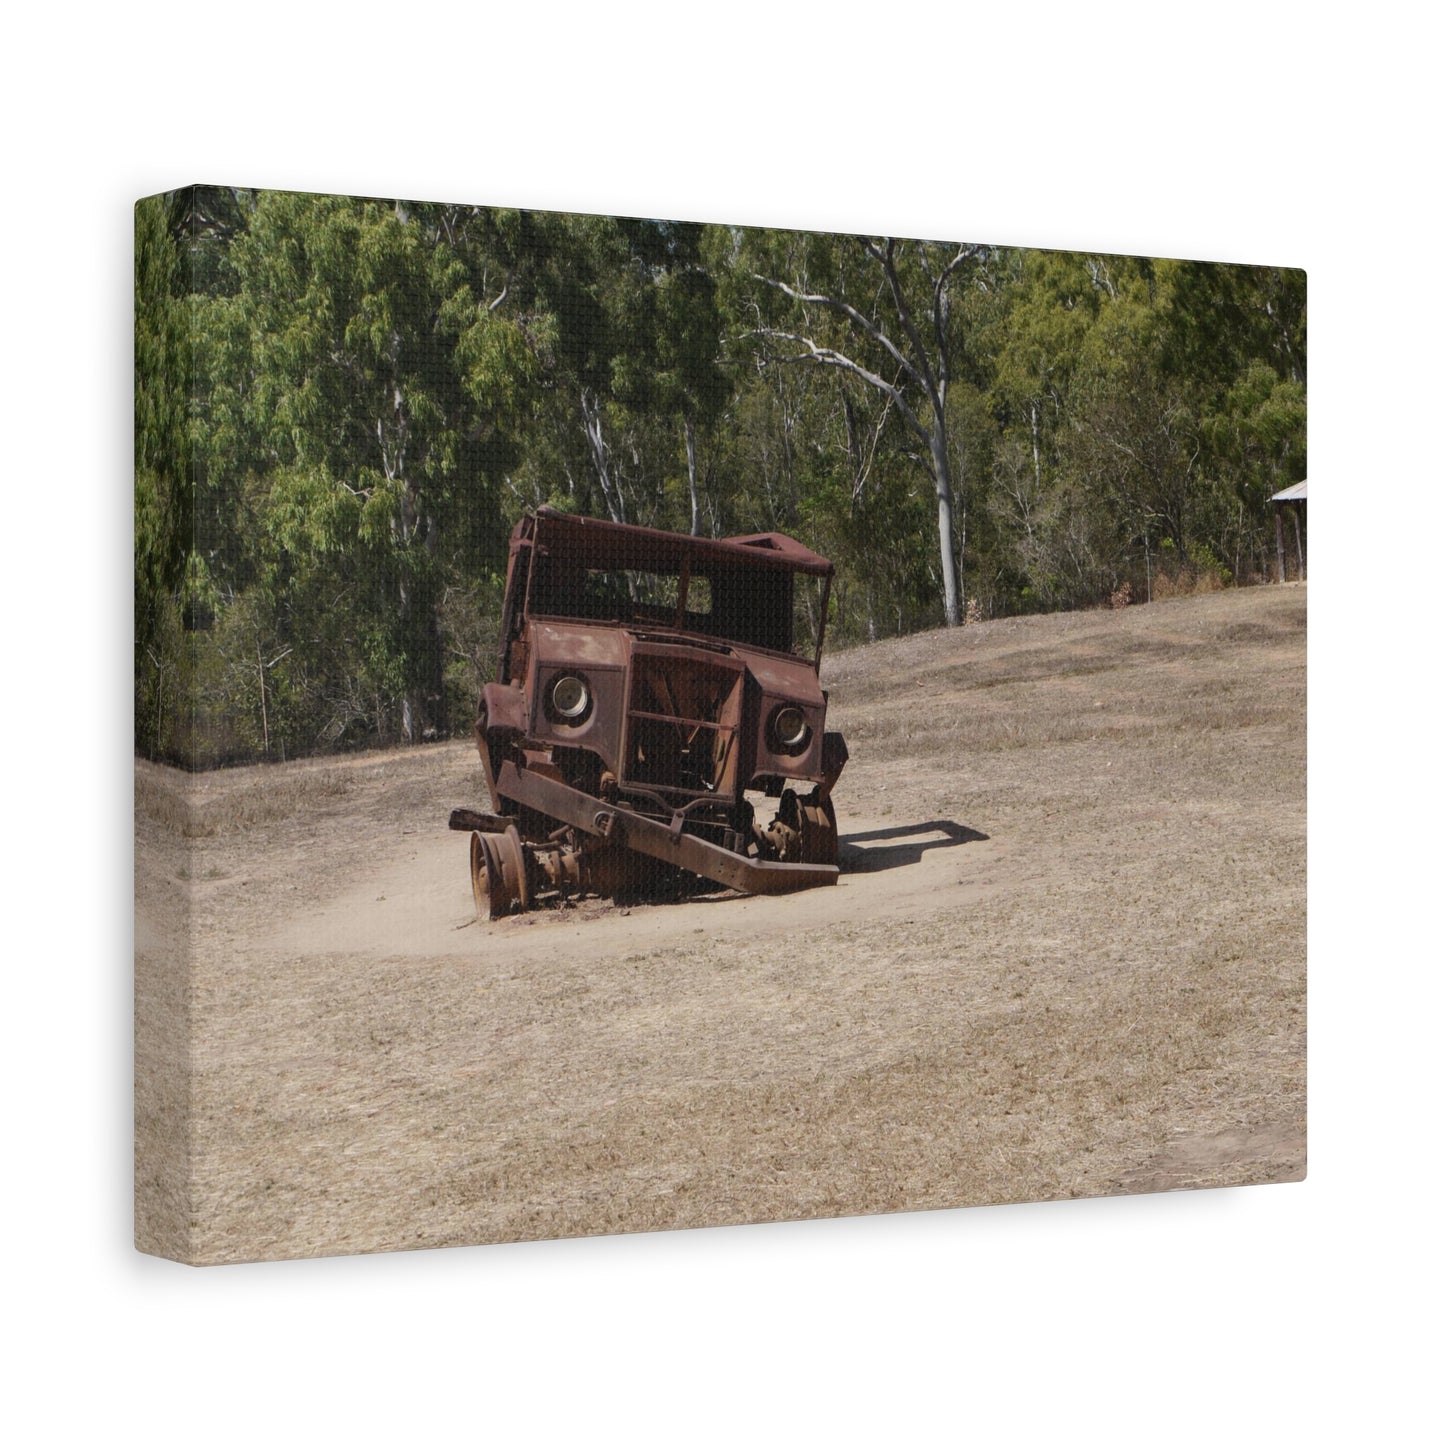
left=470, top=825, right=531, bottom=920
left=469, top=831, right=491, bottom=919
left=796, top=789, right=839, bottom=866
left=773, top=787, right=839, bottom=866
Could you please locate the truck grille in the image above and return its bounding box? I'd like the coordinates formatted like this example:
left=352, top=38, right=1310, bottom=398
left=624, top=651, right=744, bottom=796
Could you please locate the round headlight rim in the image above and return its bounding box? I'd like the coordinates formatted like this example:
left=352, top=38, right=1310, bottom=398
left=770, top=703, right=811, bottom=753
left=550, top=672, right=592, bottom=722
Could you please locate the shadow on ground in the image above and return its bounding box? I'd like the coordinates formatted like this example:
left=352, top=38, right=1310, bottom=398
left=839, top=820, right=988, bottom=874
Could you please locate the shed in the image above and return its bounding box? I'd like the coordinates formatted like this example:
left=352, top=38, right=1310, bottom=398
left=1271, top=480, right=1307, bottom=581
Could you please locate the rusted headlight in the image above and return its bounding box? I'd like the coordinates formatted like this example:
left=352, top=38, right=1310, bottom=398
left=771, top=705, right=810, bottom=751
left=551, top=673, right=591, bottom=721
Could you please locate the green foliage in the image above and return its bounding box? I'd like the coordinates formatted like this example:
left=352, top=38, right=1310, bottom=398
left=135, top=190, right=1306, bottom=766
left=135, top=192, right=196, bottom=760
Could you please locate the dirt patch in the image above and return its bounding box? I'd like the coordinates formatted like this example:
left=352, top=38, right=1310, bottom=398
left=1110, top=1122, right=1305, bottom=1195
left=136, top=583, right=1306, bottom=1263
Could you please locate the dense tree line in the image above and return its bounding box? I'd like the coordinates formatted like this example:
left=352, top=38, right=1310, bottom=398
left=135, top=187, right=1305, bottom=767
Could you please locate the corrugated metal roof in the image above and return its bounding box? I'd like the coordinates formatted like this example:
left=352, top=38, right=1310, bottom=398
left=1271, top=480, right=1308, bottom=502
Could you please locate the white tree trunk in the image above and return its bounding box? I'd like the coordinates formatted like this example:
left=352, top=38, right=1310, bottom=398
left=581, top=390, right=625, bottom=524
left=930, top=427, right=962, bottom=626
left=684, top=413, right=700, bottom=536
left=754, top=239, right=981, bottom=627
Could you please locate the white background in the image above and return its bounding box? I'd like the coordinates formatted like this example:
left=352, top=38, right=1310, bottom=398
left=4, top=3, right=1439, bottom=1439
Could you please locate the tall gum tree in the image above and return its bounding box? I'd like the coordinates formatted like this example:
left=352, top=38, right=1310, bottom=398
left=134, top=190, right=196, bottom=759
left=751, top=235, right=986, bottom=626
left=203, top=192, right=524, bottom=745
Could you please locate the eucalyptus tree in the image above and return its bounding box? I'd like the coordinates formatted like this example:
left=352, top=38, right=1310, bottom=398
left=748, top=233, right=988, bottom=626
left=198, top=191, right=528, bottom=747
left=511, top=214, right=733, bottom=534
left=653, top=237, right=730, bottom=535
left=1162, top=261, right=1307, bottom=580
left=984, top=249, right=1114, bottom=608
left=134, top=191, right=195, bottom=759
left=1056, top=258, right=1307, bottom=593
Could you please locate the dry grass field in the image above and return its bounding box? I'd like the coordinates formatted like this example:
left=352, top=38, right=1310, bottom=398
left=135, top=583, right=1306, bottom=1264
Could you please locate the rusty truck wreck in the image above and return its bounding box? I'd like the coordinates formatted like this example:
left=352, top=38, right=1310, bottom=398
left=450, top=506, right=848, bottom=918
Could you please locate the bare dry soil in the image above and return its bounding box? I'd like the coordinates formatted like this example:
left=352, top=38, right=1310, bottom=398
left=136, top=583, right=1306, bottom=1264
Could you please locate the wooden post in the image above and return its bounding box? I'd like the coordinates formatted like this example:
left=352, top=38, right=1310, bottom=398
left=1291, top=504, right=1305, bottom=580
left=1275, top=505, right=1286, bottom=583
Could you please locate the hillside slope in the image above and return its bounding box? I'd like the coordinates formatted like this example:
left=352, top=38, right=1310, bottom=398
left=136, top=583, right=1306, bottom=1263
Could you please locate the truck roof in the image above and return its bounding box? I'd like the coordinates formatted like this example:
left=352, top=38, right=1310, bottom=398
left=517, top=506, right=835, bottom=578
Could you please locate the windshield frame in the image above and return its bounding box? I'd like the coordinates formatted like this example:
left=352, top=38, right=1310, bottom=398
left=517, top=510, right=833, bottom=669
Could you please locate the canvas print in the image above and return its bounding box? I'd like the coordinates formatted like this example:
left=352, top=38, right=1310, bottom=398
left=134, top=186, right=1306, bottom=1265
